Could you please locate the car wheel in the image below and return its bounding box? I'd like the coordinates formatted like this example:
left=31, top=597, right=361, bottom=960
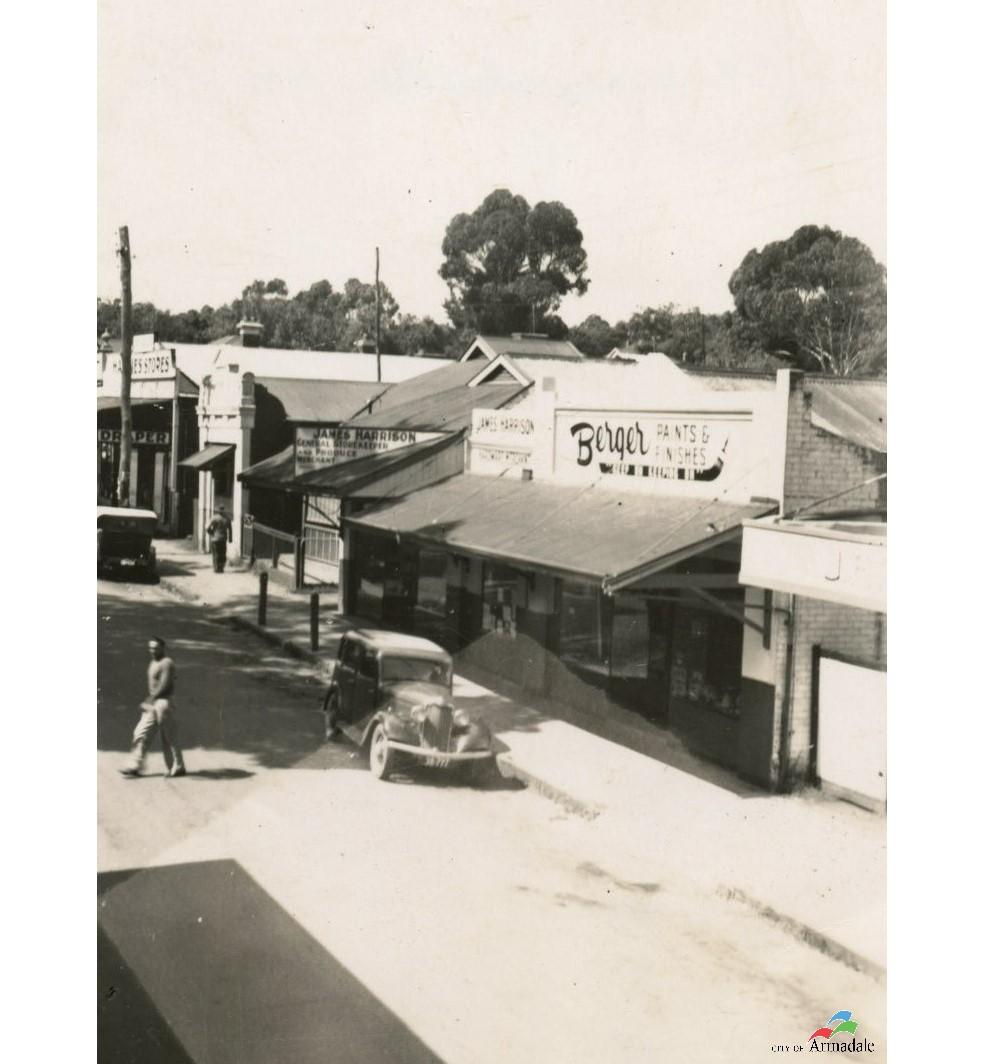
left=324, top=693, right=341, bottom=741
left=464, top=756, right=497, bottom=786
left=368, top=725, right=396, bottom=780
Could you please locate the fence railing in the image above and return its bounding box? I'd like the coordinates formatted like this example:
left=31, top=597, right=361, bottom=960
left=244, top=518, right=304, bottom=591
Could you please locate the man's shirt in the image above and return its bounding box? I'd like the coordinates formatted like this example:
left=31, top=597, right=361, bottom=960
left=148, top=657, right=175, bottom=700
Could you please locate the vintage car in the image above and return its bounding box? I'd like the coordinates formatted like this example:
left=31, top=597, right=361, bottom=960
left=322, top=629, right=495, bottom=782
left=97, top=506, right=158, bottom=579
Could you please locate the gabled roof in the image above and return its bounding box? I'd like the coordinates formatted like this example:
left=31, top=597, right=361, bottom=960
left=347, top=382, right=527, bottom=432
left=345, top=359, right=529, bottom=432
left=254, top=377, right=386, bottom=423
left=461, top=334, right=584, bottom=362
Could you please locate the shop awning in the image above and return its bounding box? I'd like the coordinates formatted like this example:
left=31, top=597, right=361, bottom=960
left=237, top=444, right=294, bottom=489
left=238, top=432, right=464, bottom=498
left=178, top=442, right=235, bottom=471
left=347, top=473, right=777, bottom=591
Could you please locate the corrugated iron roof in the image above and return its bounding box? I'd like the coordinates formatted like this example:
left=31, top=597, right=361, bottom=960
left=254, top=377, right=387, bottom=423
left=348, top=474, right=774, bottom=589
left=807, top=378, right=886, bottom=452
left=348, top=382, right=527, bottom=432
left=237, top=443, right=294, bottom=487
left=96, top=396, right=168, bottom=412
left=239, top=433, right=464, bottom=496
left=178, top=443, right=235, bottom=471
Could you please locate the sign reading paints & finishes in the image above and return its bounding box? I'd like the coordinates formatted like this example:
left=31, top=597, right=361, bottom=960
left=294, top=426, right=441, bottom=476
left=554, top=410, right=753, bottom=493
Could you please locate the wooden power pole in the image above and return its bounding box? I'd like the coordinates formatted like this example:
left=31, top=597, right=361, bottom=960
left=375, top=246, right=382, bottom=383
left=116, top=225, right=134, bottom=506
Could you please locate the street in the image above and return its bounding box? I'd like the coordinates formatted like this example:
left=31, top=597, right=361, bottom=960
left=98, top=577, right=885, bottom=1064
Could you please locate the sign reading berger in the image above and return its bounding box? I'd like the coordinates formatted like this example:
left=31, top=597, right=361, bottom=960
left=554, top=409, right=753, bottom=493
left=294, top=426, right=441, bottom=476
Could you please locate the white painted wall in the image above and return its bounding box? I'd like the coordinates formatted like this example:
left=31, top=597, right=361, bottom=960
left=817, top=657, right=887, bottom=805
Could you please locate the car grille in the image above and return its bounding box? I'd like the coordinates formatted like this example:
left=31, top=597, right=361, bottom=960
left=419, top=704, right=453, bottom=752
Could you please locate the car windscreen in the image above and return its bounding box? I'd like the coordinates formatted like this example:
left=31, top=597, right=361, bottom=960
left=380, top=656, right=450, bottom=687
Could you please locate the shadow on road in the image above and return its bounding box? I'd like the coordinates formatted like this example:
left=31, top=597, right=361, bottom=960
left=98, top=860, right=445, bottom=1064
left=98, top=587, right=330, bottom=772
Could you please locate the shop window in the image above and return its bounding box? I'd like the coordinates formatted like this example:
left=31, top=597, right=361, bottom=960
left=481, top=564, right=522, bottom=638
left=558, top=580, right=609, bottom=685
left=670, top=605, right=743, bottom=718
left=417, top=549, right=448, bottom=617
left=610, top=597, right=649, bottom=681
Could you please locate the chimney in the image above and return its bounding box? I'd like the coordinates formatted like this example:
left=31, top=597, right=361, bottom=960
left=236, top=320, right=264, bottom=348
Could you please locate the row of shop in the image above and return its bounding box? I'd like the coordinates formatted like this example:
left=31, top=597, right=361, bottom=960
left=96, top=327, right=887, bottom=807
left=234, top=343, right=887, bottom=806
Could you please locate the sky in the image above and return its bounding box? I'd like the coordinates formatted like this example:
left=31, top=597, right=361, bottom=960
left=97, top=0, right=886, bottom=326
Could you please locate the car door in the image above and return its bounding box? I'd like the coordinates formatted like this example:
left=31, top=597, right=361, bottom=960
left=352, top=647, right=379, bottom=724
left=335, top=638, right=360, bottom=720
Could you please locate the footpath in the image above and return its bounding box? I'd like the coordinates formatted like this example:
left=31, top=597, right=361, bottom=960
left=155, top=538, right=887, bottom=980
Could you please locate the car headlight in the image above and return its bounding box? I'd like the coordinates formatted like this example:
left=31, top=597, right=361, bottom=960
left=453, top=708, right=470, bottom=727
left=411, top=705, right=429, bottom=723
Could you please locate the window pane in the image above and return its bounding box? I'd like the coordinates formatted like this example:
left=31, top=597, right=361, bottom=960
left=558, top=580, right=607, bottom=684
left=417, top=549, right=447, bottom=615
left=610, top=597, right=649, bottom=681
left=482, top=564, right=521, bottom=638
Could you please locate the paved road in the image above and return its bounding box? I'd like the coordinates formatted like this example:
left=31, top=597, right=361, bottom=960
left=98, top=578, right=886, bottom=1064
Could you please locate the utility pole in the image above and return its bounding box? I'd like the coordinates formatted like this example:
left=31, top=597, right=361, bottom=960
left=375, top=246, right=382, bottom=383
left=116, top=225, right=133, bottom=506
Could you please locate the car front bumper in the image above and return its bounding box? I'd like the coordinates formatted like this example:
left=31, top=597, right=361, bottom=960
left=385, top=742, right=494, bottom=765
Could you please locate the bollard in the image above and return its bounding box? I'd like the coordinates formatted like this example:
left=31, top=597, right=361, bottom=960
left=258, top=571, right=268, bottom=627
left=310, top=592, right=320, bottom=651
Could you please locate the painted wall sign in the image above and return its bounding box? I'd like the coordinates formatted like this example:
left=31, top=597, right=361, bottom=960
left=294, top=425, right=440, bottom=475
left=554, top=410, right=753, bottom=494
left=97, top=429, right=171, bottom=445
left=472, top=411, right=535, bottom=438
left=470, top=444, right=530, bottom=469
left=469, top=407, right=534, bottom=474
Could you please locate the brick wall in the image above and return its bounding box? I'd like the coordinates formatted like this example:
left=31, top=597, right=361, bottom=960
left=783, top=374, right=886, bottom=516
left=785, top=597, right=887, bottom=781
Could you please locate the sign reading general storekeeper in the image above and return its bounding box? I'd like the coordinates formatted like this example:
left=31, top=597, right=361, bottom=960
left=554, top=409, right=753, bottom=494
left=294, top=426, right=441, bottom=476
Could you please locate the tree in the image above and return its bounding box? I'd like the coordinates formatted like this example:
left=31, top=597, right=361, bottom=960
left=728, top=225, right=886, bottom=376
left=334, top=278, right=400, bottom=351
left=439, top=189, right=589, bottom=335
left=624, top=304, right=677, bottom=354
left=390, top=314, right=454, bottom=356
left=569, top=314, right=624, bottom=357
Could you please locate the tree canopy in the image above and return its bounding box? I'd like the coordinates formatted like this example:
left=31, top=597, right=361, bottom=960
left=439, top=189, right=589, bottom=335
left=97, top=218, right=885, bottom=376
left=728, top=225, right=886, bottom=376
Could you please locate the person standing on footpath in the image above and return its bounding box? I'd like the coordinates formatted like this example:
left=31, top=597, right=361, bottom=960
left=207, top=506, right=233, bottom=573
left=120, top=637, right=185, bottom=778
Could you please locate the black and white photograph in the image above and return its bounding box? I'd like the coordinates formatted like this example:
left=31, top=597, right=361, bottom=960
left=84, top=1, right=901, bottom=1060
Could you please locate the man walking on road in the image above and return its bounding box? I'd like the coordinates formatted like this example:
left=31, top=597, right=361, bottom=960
left=207, top=506, right=233, bottom=573
left=121, top=637, right=185, bottom=778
